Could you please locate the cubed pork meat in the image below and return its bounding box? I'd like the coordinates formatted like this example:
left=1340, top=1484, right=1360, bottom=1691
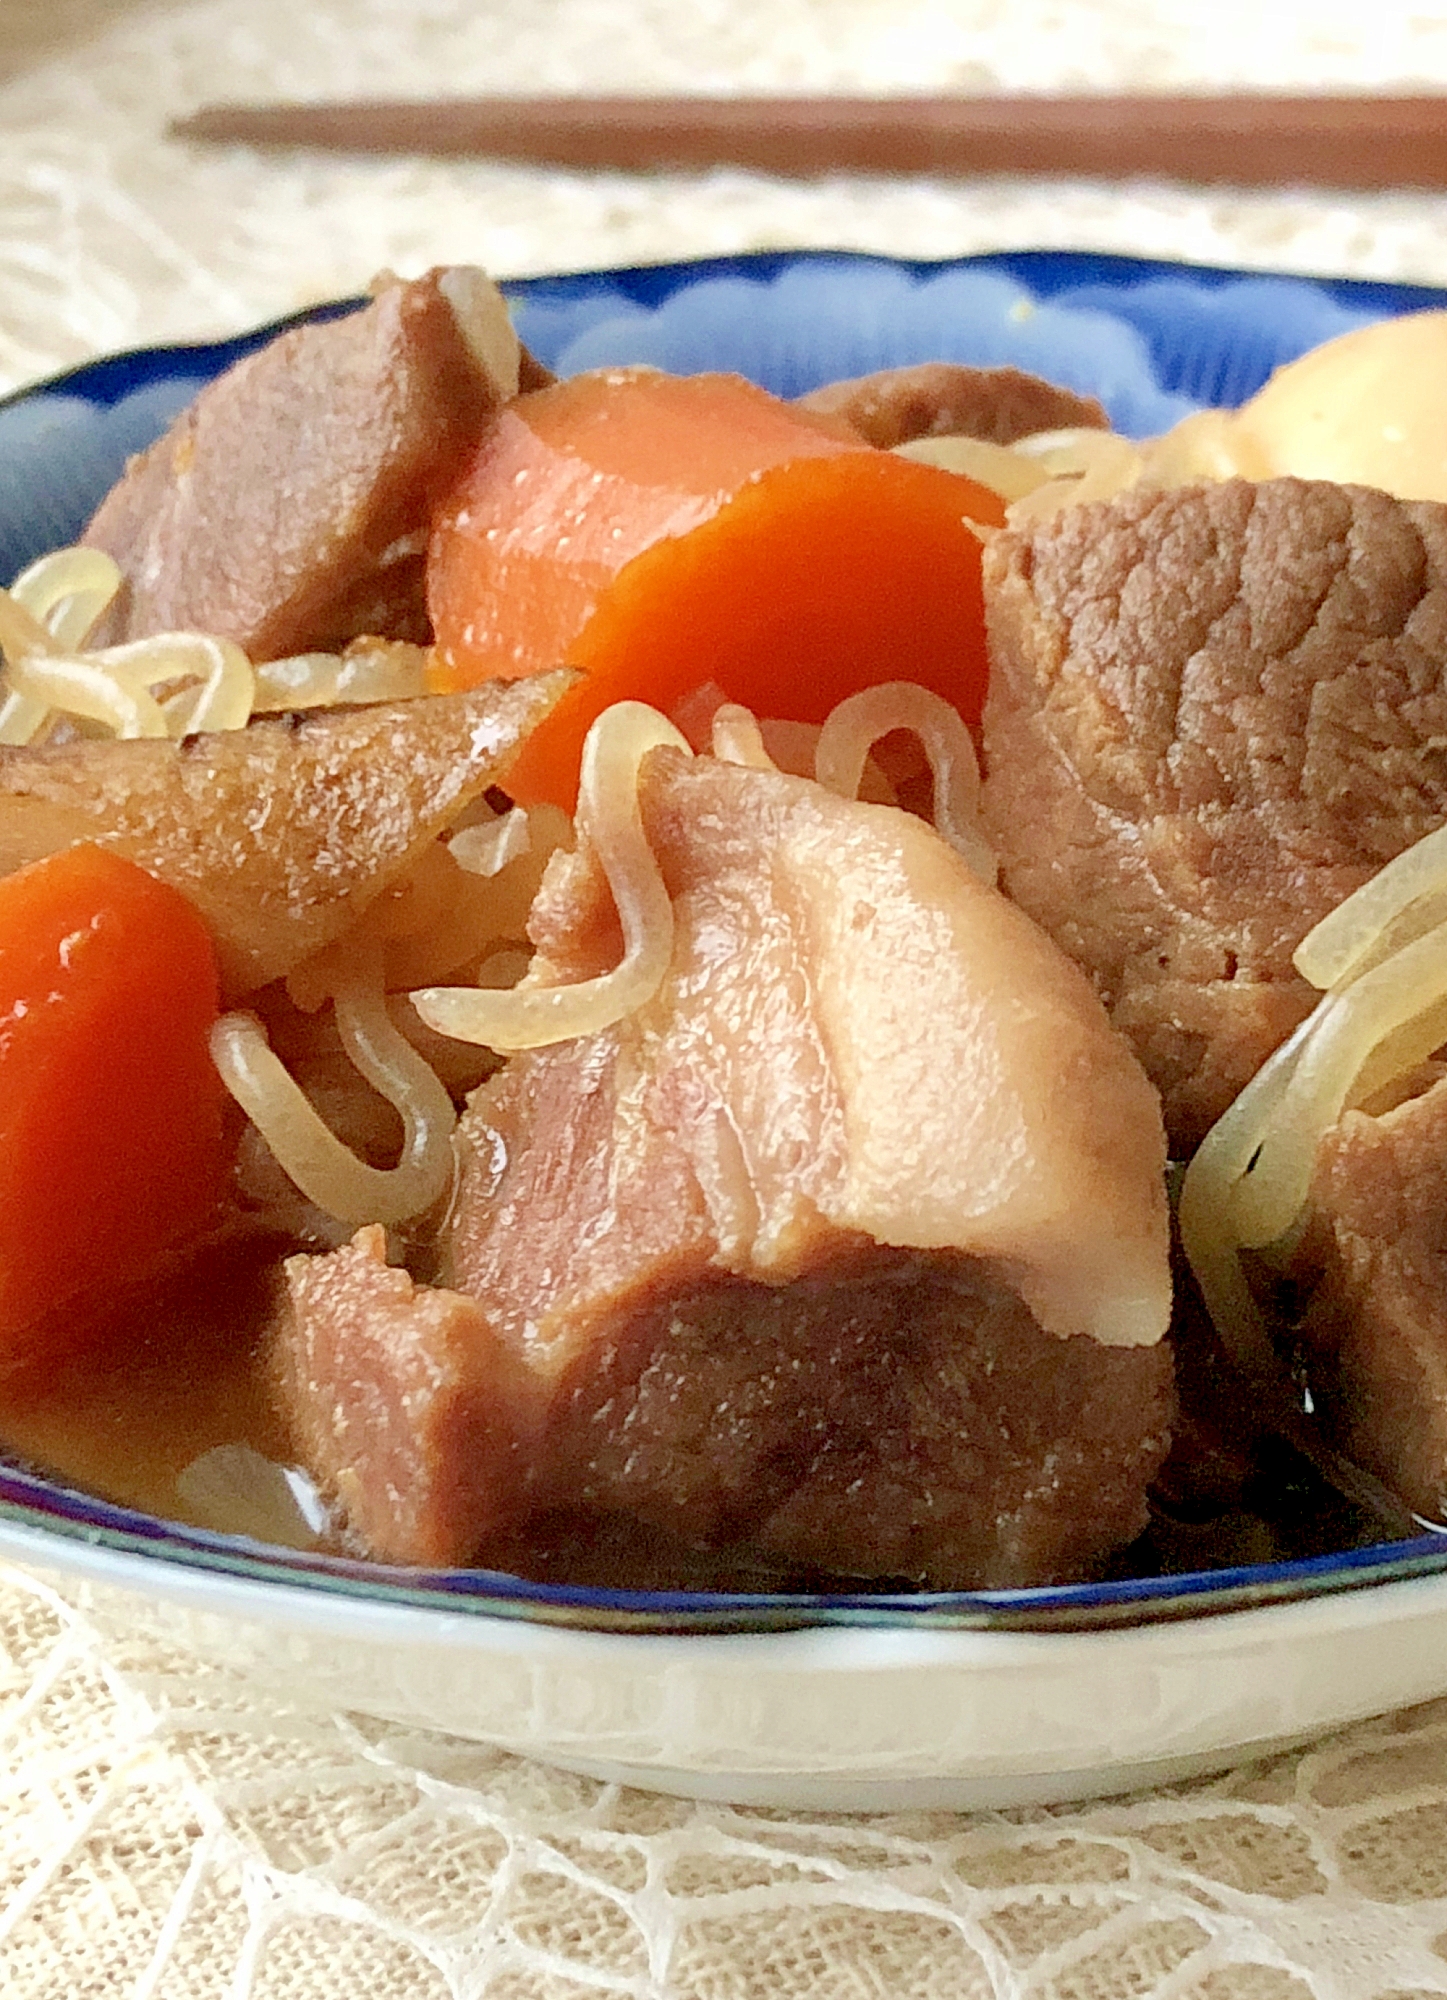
left=274, top=749, right=1175, bottom=1584
left=981, top=477, right=1447, bottom=1152
left=796, top=361, right=1108, bottom=450
left=1296, top=1076, right=1447, bottom=1522
left=274, top=1226, right=537, bottom=1568
left=82, top=267, right=543, bottom=659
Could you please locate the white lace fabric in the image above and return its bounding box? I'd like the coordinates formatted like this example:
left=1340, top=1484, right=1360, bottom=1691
left=4, top=1, right=1447, bottom=1994
left=6, top=1564, right=1447, bottom=1999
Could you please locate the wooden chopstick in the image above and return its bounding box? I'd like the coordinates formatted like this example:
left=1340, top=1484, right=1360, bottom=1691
left=169, top=93, right=1447, bottom=189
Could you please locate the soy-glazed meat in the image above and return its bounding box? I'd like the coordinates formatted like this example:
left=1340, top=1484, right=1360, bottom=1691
left=796, top=361, right=1108, bottom=450
left=82, top=267, right=549, bottom=659
left=981, top=477, right=1447, bottom=1152
left=274, top=747, right=1175, bottom=1584
left=1295, top=1076, right=1447, bottom=1520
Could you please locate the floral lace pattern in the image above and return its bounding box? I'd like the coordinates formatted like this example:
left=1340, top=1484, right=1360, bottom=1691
left=3, top=1566, right=1447, bottom=1998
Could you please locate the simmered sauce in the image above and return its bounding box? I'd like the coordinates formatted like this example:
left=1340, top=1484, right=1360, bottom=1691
left=0, top=1233, right=293, bottom=1526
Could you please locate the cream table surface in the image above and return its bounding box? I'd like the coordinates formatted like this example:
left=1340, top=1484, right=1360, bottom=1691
left=5, top=2, right=1447, bottom=1996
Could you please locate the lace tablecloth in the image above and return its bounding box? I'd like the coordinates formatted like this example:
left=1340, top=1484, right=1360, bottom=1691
left=6, top=2, right=1447, bottom=1994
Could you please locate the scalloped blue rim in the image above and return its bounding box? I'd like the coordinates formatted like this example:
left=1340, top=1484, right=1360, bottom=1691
left=13, top=246, right=1447, bottom=413
left=4, top=245, right=1447, bottom=1636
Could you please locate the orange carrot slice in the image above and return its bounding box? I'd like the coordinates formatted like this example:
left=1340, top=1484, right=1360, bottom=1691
left=0, top=844, right=227, bottom=1353
left=427, top=369, right=1004, bottom=810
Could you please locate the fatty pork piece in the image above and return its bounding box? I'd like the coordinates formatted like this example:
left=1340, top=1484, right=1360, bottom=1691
left=274, top=751, right=1175, bottom=1585
left=796, top=360, right=1108, bottom=450
left=82, top=266, right=549, bottom=658
left=0, top=672, right=571, bottom=999
left=982, top=477, right=1447, bottom=1153
left=1295, top=1077, right=1447, bottom=1521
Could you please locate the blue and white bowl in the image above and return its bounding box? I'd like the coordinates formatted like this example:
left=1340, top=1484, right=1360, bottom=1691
left=3, top=248, right=1447, bottom=1811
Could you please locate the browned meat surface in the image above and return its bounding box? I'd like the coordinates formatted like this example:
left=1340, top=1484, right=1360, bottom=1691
left=277, top=1214, right=1173, bottom=1579
left=83, top=267, right=524, bottom=659
left=274, top=1227, right=540, bottom=1567
left=1297, top=1079, right=1447, bottom=1521
left=981, top=477, right=1447, bottom=1152
left=268, top=749, right=1174, bottom=1580
left=278, top=1235, right=1175, bottom=1581
left=797, top=361, right=1108, bottom=450
left=0, top=672, right=572, bottom=999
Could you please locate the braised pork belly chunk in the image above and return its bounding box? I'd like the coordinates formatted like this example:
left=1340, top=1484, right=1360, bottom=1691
left=981, top=477, right=1447, bottom=1154
left=274, top=747, right=1174, bottom=1585
left=796, top=361, right=1108, bottom=450
left=82, top=267, right=538, bottom=659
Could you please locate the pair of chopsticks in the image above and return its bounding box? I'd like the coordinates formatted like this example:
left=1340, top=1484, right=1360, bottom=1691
left=170, top=94, right=1447, bottom=189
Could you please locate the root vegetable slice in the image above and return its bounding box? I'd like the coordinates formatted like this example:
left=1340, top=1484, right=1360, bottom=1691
left=0, top=673, right=574, bottom=1001
left=0, top=844, right=225, bottom=1351
left=427, top=368, right=1003, bottom=810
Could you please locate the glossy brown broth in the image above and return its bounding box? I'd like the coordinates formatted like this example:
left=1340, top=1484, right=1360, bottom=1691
left=0, top=1234, right=292, bottom=1526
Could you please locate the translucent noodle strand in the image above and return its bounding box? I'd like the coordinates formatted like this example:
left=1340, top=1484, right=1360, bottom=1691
left=133, top=634, right=256, bottom=735
left=1183, top=821, right=1447, bottom=1375
left=1004, top=430, right=1145, bottom=523
left=813, top=681, right=996, bottom=882
left=210, top=968, right=457, bottom=1228
left=0, top=682, right=49, bottom=746
left=0, top=548, right=124, bottom=742
left=0, top=547, right=432, bottom=745
left=48, top=632, right=256, bottom=737
left=332, top=973, right=458, bottom=1207
left=11, top=547, right=123, bottom=647
left=1347, top=992, right=1447, bottom=1112
left=1293, top=822, right=1447, bottom=990
left=1177, top=988, right=1423, bottom=1537
left=1232, top=918, right=1447, bottom=1249
left=252, top=641, right=429, bottom=713
left=1176, top=1011, right=1317, bottom=1371
left=411, top=702, right=689, bottom=1052
left=0, top=589, right=61, bottom=743
left=3, top=651, right=170, bottom=737
left=448, top=808, right=533, bottom=878
left=0, top=547, right=258, bottom=741
left=0, top=591, right=59, bottom=661
left=710, top=703, right=777, bottom=770
left=893, top=432, right=1053, bottom=503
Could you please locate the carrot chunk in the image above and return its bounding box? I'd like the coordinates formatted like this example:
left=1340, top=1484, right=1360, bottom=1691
left=0, top=844, right=227, bottom=1351
left=427, top=369, right=1004, bottom=810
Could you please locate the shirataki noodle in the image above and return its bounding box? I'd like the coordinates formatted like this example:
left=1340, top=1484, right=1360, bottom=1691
left=412, top=700, right=692, bottom=1053
left=0, top=548, right=426, bottom=746
left=0, top=537, right=1003, bottom=1235
left=812, top=680, right=996, bottom=882
left=1180, top=823, right=1447, bottom=1370
left=209, top=955, right=458, bottom=1229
